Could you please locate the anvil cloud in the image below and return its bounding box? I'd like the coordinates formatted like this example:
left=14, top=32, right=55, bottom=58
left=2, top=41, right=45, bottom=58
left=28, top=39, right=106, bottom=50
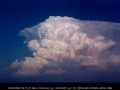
left=10, top=16, right=120, bottom=76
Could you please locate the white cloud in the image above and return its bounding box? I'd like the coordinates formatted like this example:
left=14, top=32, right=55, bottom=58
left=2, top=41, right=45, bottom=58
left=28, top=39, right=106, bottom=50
left=13, top=57, right=48, bottom=76
left=10, top=16, right=120, bottom=76
left=10, top=59, right=23, bottom=68
left=27, top=40, right=40, bottom=52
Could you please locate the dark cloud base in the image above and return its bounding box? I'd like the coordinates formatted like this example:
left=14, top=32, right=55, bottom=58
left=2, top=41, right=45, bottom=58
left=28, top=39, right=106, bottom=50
left=1, top=69, right=120, bottom=83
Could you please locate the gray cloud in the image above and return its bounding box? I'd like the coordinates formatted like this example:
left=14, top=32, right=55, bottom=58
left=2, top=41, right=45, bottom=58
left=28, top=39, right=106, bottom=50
left=10, top=16, right=120, bottom=76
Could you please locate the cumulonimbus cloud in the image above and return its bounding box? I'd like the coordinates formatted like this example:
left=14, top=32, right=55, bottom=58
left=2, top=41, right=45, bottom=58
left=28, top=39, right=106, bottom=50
left=10, top=16, right=120, bottom=76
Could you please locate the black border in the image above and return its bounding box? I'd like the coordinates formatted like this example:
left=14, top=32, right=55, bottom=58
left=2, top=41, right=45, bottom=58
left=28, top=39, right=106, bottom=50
left=0, top=83, right=120, bottom=90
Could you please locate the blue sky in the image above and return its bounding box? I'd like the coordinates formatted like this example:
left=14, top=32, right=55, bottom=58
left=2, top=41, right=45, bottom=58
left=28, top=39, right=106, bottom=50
left=0, top=0, right=120, bottom=82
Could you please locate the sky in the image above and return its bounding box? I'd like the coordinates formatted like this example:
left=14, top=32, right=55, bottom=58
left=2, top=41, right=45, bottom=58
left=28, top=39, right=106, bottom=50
left=0, top=0, right=120, bottom=82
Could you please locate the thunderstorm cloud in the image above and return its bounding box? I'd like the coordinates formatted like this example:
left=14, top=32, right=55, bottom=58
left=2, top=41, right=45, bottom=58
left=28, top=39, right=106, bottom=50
left=9, top=16, right=120, bottom=76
